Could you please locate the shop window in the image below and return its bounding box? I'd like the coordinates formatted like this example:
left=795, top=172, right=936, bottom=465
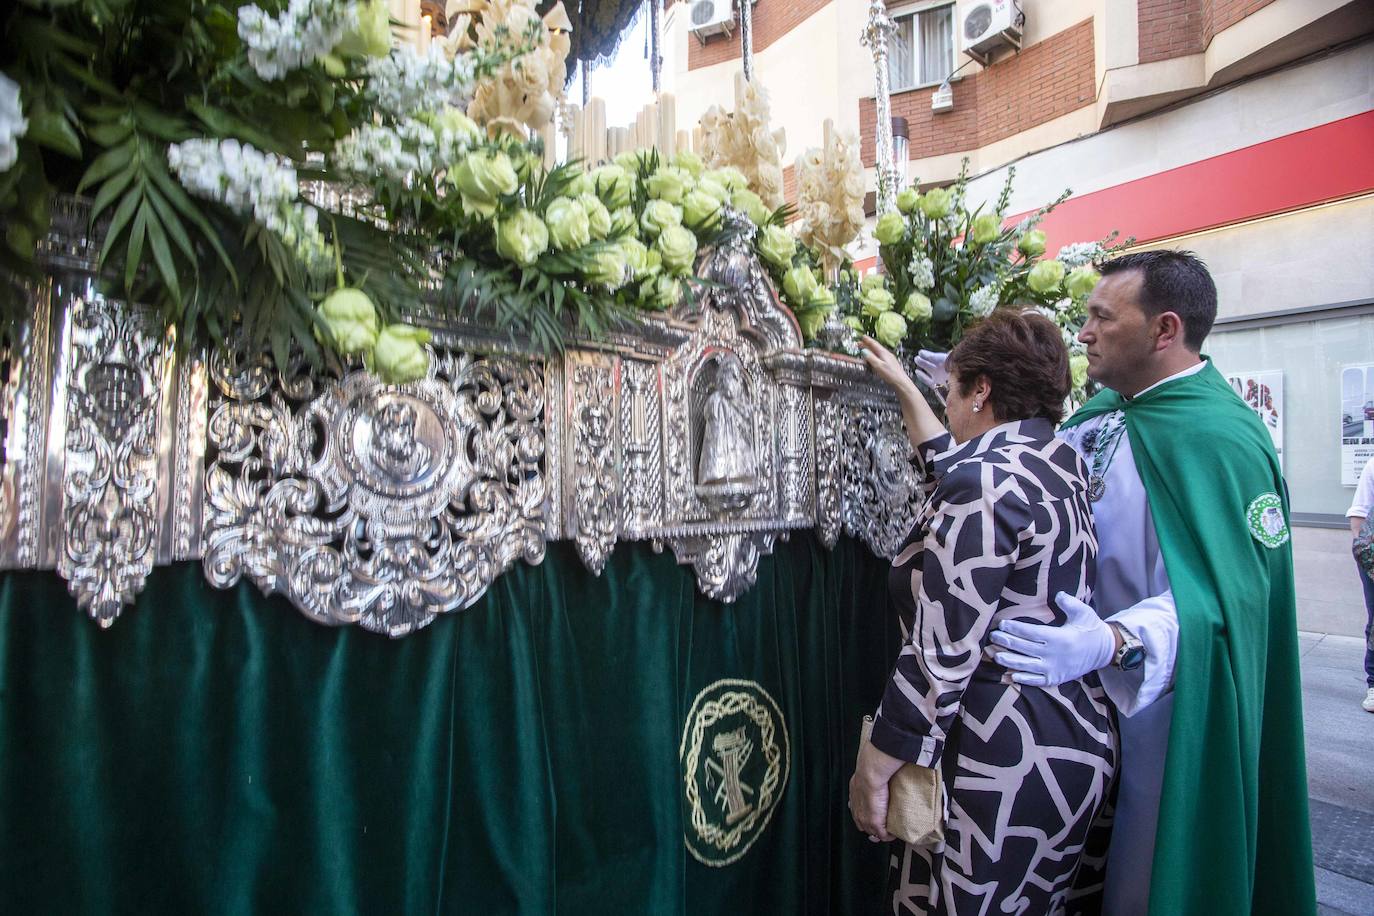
left=888, top=2, right=956, bottom=92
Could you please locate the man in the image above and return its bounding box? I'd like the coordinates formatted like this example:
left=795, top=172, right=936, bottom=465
left=1347, top=454, right=1374, bottom=712
left=988, top=251, right=1314, bottom=915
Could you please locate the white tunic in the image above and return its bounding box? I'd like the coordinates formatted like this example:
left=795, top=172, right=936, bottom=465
left=1056, top=361, right=1204, bottom=916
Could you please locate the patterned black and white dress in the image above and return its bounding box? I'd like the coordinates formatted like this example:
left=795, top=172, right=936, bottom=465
left=868, top=418, right=1118, bottom=916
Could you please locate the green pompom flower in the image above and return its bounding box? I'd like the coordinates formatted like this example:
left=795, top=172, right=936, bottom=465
left=451, top=150, right=518, bottom=217
left=895, top=187, right=920, bottom=214
left=1065, top=265, right=1102, bottom=300
left=1016, top=229, right=1046, bottom=258
left=655, top=224, right=697, bottom=276
left=756, top=225, right=797, bottom=269
left=640, top=199, right=683, bottom=237
left=970, top=213, right=1001, bottom=246
left=545, top=197, right=591, bottom=251
left=370, top=324, right=432, bottom=385
left=874, top=311, right=908, bottom=348
left=495, top=208, right=550, bottom=266
left=902, top=291, right=932, bottom=322
left=874, top=211, right=906, bottom=245
left=317, top=287, right=379, bottom=356
left=1027, top=259, right=1067, bottom=294
left=919, top=187, right=952, bottom=220
left=682, top=189, right=723, bottom=231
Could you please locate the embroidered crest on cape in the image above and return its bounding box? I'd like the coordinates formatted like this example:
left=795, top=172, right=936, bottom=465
left=1246, top=492, right=1289, bottom=549
left=680, top=678, right=789, bottom=866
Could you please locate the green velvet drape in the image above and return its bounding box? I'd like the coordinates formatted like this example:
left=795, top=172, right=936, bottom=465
left=0, top=534, right=898, bottom=915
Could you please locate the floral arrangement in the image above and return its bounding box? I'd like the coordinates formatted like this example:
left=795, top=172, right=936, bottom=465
left=844, top=162, right=1128, bottom=397
left=793, top=122, right=866, bottom=276
left=696, top=74, right=787, bottom=212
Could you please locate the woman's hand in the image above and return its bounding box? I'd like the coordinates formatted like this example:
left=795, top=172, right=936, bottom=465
left=849, top=739, right=905, bottom=843
left=858, top=336, right=916, bottom=396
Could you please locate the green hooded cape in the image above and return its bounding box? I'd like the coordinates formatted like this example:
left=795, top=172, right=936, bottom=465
left=1062, top=359, right=1314, bottom=916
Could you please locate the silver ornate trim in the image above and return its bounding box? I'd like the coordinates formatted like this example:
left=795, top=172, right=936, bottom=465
left=0, top=203, right=923, bottom=632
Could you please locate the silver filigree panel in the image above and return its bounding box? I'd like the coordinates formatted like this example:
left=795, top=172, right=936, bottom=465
left=566, top=354, right=620, bottom=574
left=841, top=404, right=921, bottom=559
left=202, top=345, right=548, bottom=637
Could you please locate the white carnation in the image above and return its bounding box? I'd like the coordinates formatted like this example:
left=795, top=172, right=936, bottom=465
left=0, top=72, right=28, bottom=173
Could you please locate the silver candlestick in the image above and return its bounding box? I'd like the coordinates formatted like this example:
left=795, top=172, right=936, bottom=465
left=861, top=0, right=898, bottom=215
left=740, top=0, right=755, bottom=81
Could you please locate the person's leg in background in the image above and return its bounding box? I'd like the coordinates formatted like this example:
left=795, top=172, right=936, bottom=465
left=1361, top=563, right=1374, bottom=711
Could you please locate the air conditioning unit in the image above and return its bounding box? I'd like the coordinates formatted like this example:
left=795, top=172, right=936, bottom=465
left=689, top=0, right=734, bottom=42
left=958, top=0, right=1023, bottom=66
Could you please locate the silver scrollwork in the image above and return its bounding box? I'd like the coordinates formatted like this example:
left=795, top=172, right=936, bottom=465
left=202, top=343, right=548, bottom=637
left=567, top=356, right=620, bottom=574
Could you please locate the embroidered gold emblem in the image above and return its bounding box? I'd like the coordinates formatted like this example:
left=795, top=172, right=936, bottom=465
left=680, top=678, right=789, bottom=866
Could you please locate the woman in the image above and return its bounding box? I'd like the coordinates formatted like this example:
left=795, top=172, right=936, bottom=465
left=849, top=311, right=1117, bottom=915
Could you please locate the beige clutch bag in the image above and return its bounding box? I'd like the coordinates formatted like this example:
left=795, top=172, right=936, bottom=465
left=860, top=715, right=945, bottom=847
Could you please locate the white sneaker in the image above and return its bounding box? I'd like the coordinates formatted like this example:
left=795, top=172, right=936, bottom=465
left=1363, top=687, right=1374, bottom=713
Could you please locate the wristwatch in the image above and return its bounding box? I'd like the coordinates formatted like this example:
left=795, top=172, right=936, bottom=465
left=1110, top=623, right=1146, bottom=671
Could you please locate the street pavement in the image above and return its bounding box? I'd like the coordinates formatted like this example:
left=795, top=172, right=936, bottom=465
left=1300, top=631, right=1374, bottom=916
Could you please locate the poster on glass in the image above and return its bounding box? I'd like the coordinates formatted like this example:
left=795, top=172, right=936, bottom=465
left=1340, top=364, right=1374, bottom=486
left=1225, top=370, right=1284, bottom=471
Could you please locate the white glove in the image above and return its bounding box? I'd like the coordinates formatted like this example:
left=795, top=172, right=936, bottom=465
left=989, top=592, right=1116, bottom=687
left=912, top=350, right=949, bottom=403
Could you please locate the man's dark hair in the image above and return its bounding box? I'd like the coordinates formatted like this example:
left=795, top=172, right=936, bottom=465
left=1099, top=250, right=1217, bottom=350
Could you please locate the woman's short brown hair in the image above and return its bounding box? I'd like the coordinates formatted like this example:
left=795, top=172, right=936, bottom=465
left=948, top=309, right=1071, bottom=425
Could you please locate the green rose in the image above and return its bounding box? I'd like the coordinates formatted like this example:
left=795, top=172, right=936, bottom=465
left=1027, top=259, right=1067, bottom=294
left=843, top=315, right=864, bottom=332
left=895, top=187, right=920, bottom=214
left=1017, top=229, right=1046, bottom=258
left=874, top=211, right=906, bottom=245
left=782, top=265, right=819, bottom=305
left=1065, top=265, right=1102, bottom=300
left=317, top=287, right=379, bottom=355
left=672, top=149, right=704, bottom=177
left=919, top=187, right=952, bottom=220
left=794, top=306, right=828, bottom=342
left=756, top=225, right=797, bottom=269
left=614, top=149, right=651, bottom=173
left=970, top=213, right=1001, bottom=246
left=642, top=248, right=663, bottom=278
left=902, top=291, right=932, bottom=322
left=646, top=167, right=690, bottom=204
left=807, top=284, right=835, bottom=309
left=640, top=199, right=682, bottom=237
left=861, top=273, right=886, bottom=294
left=370, top=324, right=432, bottom=385
left=619, top=237, right=650, bottom=278
left=731, top=188, right=771, bottom=226
left=641, top=274, right=681, bottom=310
left=334, top=0, right=391, bottom=58
left=451, top=150, right=518, bottom=217
left=609, top=206, right=637, bottom=237
left=567, top=171, right=593, bottom=198
left=495, top=208, right=550, bottom=266
left=590, top=164, right=634, bottom=209
left=874, top=311, right=908, bottom=349
left=682, top=189, right=723, bottom=231
left=1070, top=353, right=1089, bottom=389
left=544, top=197, right=591, bottom=251
left=861, top=286, right=896, bottom=319
left=579, top=194, right=612, bottom=239
left=710, top=167, right=749, bottom=192
left=584, top=244, right=628, bottom=288
left=694, top=175, right=729, bottom=204
left=655, top=224, right=697, bottom=276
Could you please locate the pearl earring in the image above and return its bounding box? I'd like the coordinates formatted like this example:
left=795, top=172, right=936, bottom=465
left=973, top=402, right=983, bottom=413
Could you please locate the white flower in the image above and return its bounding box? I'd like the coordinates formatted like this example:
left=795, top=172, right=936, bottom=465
left=1056, top=241, right=1102, bottom=269
left=907, top=254, right=935, bottom=292
left=366, top=45, right=477, bottom=122
left=969, top=284, right=999, bottom=317
left=0, top=72, right=29, bottom=173
left=237, top=0, right=358, bottom=81
left=168, top=138, right=329, bottom=271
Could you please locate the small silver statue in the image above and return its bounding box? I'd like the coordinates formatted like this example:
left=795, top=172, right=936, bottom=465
left=696, top=358, right=760, bottom=505
left=369, top=399, right=431, bottom=482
